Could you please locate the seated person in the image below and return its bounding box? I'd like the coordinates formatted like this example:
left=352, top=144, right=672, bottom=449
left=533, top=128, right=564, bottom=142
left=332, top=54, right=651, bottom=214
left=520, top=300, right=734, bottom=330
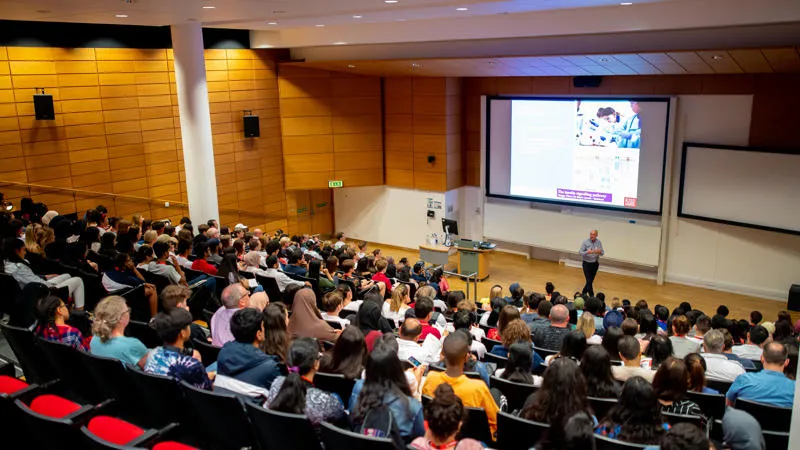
left=595, top=376, right=668, bottom=445
left=211, top=284, right=249, bottom=347
left=147, top=241, right=187, bottom=285
left=191, top=242, right=218, bottom=276
left=612, top=336, right=656, bottom=383
left=142, top=308, right=212, bottom=390
left=726, top=342, right=795, bottom=408
left=282, top=247, right=308, bottom=277
left=453, top=310, right=486, bottom=360
left=90, top=296, right=148, bottom=366
left=371, top=258, right=393, bottom=293
left=263, top=255, right=306, bottom=292
left=731, top=325, right=769, bottom=361
left=266, top=337, right=346, bottom=425
left=102, top=252, right=159, bottom=317
left=174, top=239, right=193, bottom=269
left=422, top=330, right=499, bottom=435
left=161, top=285, right=209, bottom=344
left=216, top=308, right=282, bottom=396
left=532, top=304, right=571, bottom=351
left=35, top=295, right=89, bottom=351
left=701, top=330, right=745, bottom=383
left=320, top=291, right=351, bottom=327
left=397, top=318, right=442, bottom=366
left=490, top=319, right=544, bottom=371
left=414, top=297, right=442, bottom=341
left=720, top=329, right=755, bottom=369
left=411, top=383, right=483, bottom=450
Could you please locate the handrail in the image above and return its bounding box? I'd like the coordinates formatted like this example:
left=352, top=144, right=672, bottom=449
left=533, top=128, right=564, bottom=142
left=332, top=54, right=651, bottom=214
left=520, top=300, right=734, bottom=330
left=0, top=180, right=283, bottom=220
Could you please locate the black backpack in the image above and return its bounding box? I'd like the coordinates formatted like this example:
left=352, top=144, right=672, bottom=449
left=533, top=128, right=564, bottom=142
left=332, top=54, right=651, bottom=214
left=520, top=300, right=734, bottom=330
left=355, top=402, right=405, bottom=449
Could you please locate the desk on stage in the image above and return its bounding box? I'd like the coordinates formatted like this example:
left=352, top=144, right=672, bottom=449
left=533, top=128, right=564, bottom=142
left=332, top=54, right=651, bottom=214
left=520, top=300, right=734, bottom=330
left=419, top=244, right=493, bottom=281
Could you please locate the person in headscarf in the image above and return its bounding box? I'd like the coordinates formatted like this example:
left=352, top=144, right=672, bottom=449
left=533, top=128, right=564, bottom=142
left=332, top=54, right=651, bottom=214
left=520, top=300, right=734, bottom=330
left=356, top=299, right=394, bottom=352
left=287, top=288, right=339, bottom=342
left=722, top=408, right=765, bottom=450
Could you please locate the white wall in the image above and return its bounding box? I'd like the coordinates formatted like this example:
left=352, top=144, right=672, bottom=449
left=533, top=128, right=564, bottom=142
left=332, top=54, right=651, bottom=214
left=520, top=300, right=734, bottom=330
left=663, top=96, right=800, bottom=300
left=334, top=186, right=445, bottom=250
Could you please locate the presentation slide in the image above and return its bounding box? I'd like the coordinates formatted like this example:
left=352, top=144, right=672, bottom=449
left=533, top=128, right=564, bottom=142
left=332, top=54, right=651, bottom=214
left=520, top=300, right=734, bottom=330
left=488, top=97, right=670, bottom=213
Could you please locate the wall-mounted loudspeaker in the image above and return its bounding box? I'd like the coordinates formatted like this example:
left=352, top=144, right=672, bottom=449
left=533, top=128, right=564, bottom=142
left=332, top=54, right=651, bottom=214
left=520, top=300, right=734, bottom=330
left=243, top=115, right=260, bottom=138
left=573, top=76, right=603, bottom=88
left=34, top=94, right=55, bottom=120
left=789, top=284, right=800, bottom=312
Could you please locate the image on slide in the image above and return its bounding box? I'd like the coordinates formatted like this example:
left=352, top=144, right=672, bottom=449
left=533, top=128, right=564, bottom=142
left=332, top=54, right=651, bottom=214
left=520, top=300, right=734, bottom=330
left=509, top=99, right=643, bottom=209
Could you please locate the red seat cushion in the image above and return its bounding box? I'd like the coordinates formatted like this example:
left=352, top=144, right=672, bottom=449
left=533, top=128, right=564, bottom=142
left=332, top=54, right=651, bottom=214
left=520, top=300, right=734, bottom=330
left=88, top=416, right=146, bottom=446
left=153, top=442, right=199, bottom=450
left=29, top=394, right=81, bottom=419
left=0, top=375, right=29, bottom=396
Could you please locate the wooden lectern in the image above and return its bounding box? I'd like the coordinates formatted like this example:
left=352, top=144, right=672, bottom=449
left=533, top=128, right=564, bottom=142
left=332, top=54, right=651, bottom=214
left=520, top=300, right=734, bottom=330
left=456, top=246, right=492, bottom=281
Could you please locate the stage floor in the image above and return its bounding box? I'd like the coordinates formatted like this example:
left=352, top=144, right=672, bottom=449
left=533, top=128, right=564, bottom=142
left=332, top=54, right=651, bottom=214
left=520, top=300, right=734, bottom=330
left=374, top=243, right=794, bottom=324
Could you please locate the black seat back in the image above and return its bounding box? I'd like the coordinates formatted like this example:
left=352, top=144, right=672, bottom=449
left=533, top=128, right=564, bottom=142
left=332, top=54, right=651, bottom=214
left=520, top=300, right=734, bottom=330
left=78, top=351, right=146, bottom=423
left=38, top=338, right=104, bottom=404
left=118, top=284, right=151, bottom=322
left=483, top=352, right=507, bottom=368
left=320, top=421, right=395, bottom=450
left=192, top=338, right=221, bottom=366
left=457, top=407, right=493, bottom=443
left=533, top=346, right=558, bottom=358
left=0, top=322, right=57, bottom=384
left=705, top=379, right=732, bottom=394
left=685, top=391, right=725, bottom=419
left=180, top=380, right=256, bottom=450
left=496, top=411, right=549, bottom=450
left=0, top=273, right=30, bottom=327
left=245, top=402, right=322, bottom=450
left=735, top=398, right=792, bottom=432
left=762, top=430, right=789, bottom=450
left=481, top=337, right=502, bottom=353
left=256, top=274, right=283, bottom=305
left=77, top=269, right=108, bottom=312
left=125, top=320, right=161, bottom=349
left=125, top=368, right=184, bottom=428
left=182, top=268, right=205, bottom=284
left=325, top=320, right=342, bottom=330
left=489, top=376, right=536, bottom=413
left=595, top=434, right=649, bottom=449
left=589, top=396, right=618, bottom=421
left=14, top=398, right=90, bottom=449
left=141, top=271, right=172, bottom=296
left=314, top=372, right=356, bottom=407
left=662, top=412, right=704, bottom=429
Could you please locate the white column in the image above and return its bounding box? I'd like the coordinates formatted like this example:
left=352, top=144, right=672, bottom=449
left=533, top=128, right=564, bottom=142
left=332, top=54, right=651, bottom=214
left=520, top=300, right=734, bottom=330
left=171, top=23, right=219, bottom=224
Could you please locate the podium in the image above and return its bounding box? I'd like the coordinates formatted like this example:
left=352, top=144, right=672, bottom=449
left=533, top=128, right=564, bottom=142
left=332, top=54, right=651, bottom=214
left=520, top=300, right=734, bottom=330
left=418, top=244, right=457, bottom=268
left=457, top=246, right=492, bottom=281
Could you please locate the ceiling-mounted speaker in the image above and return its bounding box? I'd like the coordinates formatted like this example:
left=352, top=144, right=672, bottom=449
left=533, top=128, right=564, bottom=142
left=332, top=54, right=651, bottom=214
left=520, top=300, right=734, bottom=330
left=573, top=76, right=603, bottom=88
left=243, top=115, right=260, bottom=138
left=34, top=94, right=55, bottom=120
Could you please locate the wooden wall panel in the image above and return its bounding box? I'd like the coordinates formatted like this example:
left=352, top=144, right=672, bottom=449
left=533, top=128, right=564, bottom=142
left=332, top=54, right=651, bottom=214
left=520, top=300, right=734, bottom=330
left=461, top=74, right=800, bottom=186
left=278, top=68, right=383, bottom=191
left=384, top=77, right=462, bottom=191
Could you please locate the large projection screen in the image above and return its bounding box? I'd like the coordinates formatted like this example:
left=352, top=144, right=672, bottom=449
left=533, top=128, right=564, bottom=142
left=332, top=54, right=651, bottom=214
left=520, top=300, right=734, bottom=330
left=487, top=97, right=671, bottom=214
left=679, top=144, right=800, bottom=235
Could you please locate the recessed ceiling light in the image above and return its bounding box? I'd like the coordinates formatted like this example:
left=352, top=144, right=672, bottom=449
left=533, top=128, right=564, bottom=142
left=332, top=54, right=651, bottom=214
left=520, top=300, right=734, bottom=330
left=456, top=7, right=469, bottom=11
left=385, top=0, right=399, bottom=3
left=333, top=42, right=347, bottom=45
left=315, top=24, right=325, bottom=27
left=347, top=64, right=356, bottom=69
left=599, top=57, right=609, bottom=63
left=115, top=14, right=128, bottom=18
left=712, top=55, right=723, bottom=61
left=411, top=63, right=422, bottom=68
left=353, top=15, right=363, bottom=19
left=202, top=5, right=216, bottom=9
left=267, top=21, right=278, bottom=25
left=620, top=2, right=633, bottom=5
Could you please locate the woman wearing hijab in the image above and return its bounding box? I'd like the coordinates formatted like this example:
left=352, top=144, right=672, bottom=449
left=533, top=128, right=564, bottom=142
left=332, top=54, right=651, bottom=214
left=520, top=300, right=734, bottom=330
left=356, top=299, right=394, bottom=352
left=287, top=288, right=340, bottom=342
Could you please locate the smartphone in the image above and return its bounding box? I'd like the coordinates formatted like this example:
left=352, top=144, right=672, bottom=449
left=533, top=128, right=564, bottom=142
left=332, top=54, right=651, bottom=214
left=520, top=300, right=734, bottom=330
left=408, top=356, right=422, bottom=367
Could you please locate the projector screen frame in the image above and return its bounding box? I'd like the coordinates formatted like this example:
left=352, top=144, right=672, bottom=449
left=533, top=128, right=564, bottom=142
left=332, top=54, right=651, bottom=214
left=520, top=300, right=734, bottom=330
left=677, top=142, right=800, bottom=236
left=484, top=95, right=672, bottom=216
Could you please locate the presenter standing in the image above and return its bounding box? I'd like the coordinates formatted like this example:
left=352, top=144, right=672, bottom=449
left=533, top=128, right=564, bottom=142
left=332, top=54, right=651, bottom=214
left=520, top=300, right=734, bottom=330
left=579, top=230, right=604, bottom=297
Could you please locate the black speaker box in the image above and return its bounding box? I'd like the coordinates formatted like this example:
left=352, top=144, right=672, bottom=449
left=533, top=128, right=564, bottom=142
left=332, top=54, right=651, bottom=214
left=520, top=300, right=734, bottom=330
left=573, top=76, right=603, bottom=88
left=243, top=115, right=260, bottom=138
left=789, top=284, right=800, bottom=312
left=34, top=94, right=55, bottom=120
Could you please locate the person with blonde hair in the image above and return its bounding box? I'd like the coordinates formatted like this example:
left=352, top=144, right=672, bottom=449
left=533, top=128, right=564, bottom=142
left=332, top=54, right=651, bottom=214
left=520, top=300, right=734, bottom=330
left=383, top=282, right=411, bottom=327
left=25, top=224, right=54, bottom=257
left=578, top=312, right=602, bottom=344
left=90, top=296, right=148, bottom=366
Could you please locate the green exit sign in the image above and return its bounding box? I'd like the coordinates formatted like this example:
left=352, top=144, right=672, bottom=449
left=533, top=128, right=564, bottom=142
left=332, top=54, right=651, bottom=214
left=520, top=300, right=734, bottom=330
left=328, top=180, right=343, bottom=188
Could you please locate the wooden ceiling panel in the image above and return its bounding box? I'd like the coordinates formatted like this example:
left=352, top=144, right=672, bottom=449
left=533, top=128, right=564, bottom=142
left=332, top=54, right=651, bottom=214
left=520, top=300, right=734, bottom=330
left=728, top=49, right=773, bottom=73
left=761, top=48, right=800, bottom=72
left=696, top=51, right=744, bottom=74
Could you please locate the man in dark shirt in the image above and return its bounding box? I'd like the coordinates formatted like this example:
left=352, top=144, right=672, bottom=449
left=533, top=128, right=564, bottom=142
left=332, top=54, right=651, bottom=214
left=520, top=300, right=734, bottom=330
left=533, top=304, right=571, bottom=350
left=282, top=247, right=308, bottom=277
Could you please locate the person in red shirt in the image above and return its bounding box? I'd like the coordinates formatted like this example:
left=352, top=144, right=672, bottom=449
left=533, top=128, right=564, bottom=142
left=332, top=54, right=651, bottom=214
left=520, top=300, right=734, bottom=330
left=415, top=297, right=441, bottom=341
left=371, top=257, right=393, bottom=294
left=191, top=241, right=218, bottom=276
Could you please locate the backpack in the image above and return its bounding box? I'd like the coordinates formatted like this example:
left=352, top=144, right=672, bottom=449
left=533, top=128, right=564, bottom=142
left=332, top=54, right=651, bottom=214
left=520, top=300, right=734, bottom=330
left=355, top=402, right=405, bottom=449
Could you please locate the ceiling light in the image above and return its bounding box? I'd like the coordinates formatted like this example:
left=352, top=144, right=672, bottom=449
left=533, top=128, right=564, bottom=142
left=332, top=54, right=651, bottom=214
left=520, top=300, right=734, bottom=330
left=712, top=55, right=723, bottom=61
left=315, top=24, right=325, bottom=27
left=620, top=2, right=633, bottom=4
left=347, top=64, right=356, bottom=69
left=333, top=42, right=347, bottom=45
left=353, top=15, right=363, bottom=19
left=202, top=5, right=215, bottom=9
left=385, top=0, right=399, bottom=3
left=267, top=21, right=278, bottom=25
left=456, top=7, right=469, bottom=11
left=115, top=14, right=128, bottom=18
left=599, top=57, right=609, bottom=63
left=411, top=63, right=422, bottom=68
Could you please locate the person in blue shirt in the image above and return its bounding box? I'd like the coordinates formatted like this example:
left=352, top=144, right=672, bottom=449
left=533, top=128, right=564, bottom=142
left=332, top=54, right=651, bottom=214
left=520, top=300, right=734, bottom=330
left=489, top=319, right=544, bottom=371
left=216, top=308, right=282, bottom=395
left=350, top=334, right=425, bottom=444
left=726, top=342, right=796, bottom=408
left=616, top=101, right=641, bottom=148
